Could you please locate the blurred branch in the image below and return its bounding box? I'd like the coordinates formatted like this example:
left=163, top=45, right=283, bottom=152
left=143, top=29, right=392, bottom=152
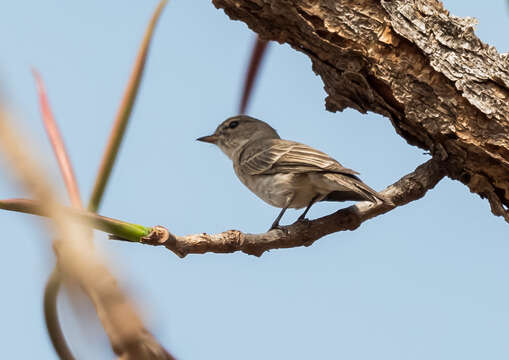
left=239, top=36, right=269, bottom=114
left=33, top=1, right=168, bottom=358
left=88, top=0, right=167, bottom=212
left=33, top=68, right=81, bottom=360
left=44, top=268, right=74, bottom=360
left=0, top=109, right=174, bottom=358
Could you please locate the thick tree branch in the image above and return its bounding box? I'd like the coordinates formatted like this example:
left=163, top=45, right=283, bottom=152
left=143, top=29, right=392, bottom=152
left=211, top=0, right=509, bottom=222
left=143, top=158, right=445, bottom=257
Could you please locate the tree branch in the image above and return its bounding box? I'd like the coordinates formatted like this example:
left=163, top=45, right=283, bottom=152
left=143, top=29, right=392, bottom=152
left=142, top=158, right=445, bottom=257
left=211, top=0, right=509, bottom=222
left=0, top=159, right=445, bottom=258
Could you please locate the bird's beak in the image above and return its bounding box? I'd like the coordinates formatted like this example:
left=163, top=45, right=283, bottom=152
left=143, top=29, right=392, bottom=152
left=196, top=134, right=218, bottom=144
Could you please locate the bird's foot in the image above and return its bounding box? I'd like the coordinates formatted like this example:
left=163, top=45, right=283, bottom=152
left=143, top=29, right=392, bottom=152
left=294, top=217, right=311, bottom=226
left=268, top=224, right=282, bottom=232
left=268, top=219, right=279, bottom=231
left=268, top=222, right=288, bottom=233
left=296, top=214, right=308, bottom=222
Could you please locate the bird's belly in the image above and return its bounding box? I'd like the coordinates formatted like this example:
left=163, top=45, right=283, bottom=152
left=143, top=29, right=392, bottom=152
left=239, top=172, right=319, bottom=209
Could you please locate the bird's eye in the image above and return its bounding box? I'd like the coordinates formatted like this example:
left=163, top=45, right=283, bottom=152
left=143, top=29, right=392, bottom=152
left=228, top=121, right=239, bottom=129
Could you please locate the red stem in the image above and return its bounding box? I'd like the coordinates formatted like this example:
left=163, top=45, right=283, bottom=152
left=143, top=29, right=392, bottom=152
left=32, top=69, right=83, bottom=209
left=239, top=37, right=269, bottom=114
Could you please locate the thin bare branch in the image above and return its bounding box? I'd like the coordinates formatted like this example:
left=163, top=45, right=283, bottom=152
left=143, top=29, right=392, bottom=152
left=88, top=0, right=168, bottom=212
left=239, top=36, right=269, bottom=114
left=143, top=159, right=446, bottom=257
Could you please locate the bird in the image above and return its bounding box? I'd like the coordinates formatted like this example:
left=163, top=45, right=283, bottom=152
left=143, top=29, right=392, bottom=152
left=197, top=115, right=390, bottom=230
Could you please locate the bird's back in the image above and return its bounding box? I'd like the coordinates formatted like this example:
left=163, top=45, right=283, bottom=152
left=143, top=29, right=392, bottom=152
left=237, top=138, right=361, bottom=178
left=234, top=138, right=389, bottom=207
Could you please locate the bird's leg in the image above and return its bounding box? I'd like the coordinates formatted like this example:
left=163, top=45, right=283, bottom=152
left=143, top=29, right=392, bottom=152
left=297, top=195, right=319, bottom=221
left=269, top=207, right=288, bottom=230
left=269, top=194, right=294, bottom=231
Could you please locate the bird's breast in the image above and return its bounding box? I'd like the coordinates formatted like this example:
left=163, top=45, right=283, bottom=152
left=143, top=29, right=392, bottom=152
left=234, top=168, right=318, bottom=209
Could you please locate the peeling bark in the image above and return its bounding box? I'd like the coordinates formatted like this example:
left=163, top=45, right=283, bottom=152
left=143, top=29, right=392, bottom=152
left=212, top=0, right=509, bottom=221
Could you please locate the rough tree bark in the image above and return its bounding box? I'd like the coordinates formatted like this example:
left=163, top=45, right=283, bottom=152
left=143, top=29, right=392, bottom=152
left=212, top=0, right=509, bottom=221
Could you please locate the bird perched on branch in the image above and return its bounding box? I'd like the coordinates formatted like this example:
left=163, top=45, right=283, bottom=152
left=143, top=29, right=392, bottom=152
left=197, top=115, right=390, bottom=230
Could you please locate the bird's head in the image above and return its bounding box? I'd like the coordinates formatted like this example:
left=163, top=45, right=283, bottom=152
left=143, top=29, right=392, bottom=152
left=197, top=115, right=280, bottom=159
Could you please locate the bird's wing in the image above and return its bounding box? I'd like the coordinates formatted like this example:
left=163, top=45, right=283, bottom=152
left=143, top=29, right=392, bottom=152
left=239, top=139, right=360, bottom=178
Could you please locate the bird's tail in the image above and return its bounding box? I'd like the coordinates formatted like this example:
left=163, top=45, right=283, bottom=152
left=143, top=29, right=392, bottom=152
left=318, top=173, right=393, bottom=206
left=350, top=178, right=393, bottom=206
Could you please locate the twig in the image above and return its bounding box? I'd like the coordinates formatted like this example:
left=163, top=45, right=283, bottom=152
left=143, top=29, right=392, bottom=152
left=0, top=198, right=151, bottom=242
left=239, top=36, right=269, bottom=114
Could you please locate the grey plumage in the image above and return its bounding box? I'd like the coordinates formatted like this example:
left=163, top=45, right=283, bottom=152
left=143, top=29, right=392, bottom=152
left=197, top=115, right=390, bottom=229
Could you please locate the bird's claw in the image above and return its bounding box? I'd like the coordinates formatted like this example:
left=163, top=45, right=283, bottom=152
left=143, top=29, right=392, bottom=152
left=268, top=224, right=288, bottom=234
left=296, top=214, right=307, bottom=221
left=268, top=224, right=282, bottom=231
left=295, top=217, right=311, bottom=226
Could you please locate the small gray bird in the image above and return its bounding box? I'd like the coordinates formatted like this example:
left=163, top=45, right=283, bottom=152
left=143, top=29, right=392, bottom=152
left=197, top=115, right=389, bottom=230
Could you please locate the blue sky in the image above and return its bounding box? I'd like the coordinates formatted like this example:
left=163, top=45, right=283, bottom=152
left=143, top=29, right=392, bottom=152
left=0, top=1, right=508, bottom=359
